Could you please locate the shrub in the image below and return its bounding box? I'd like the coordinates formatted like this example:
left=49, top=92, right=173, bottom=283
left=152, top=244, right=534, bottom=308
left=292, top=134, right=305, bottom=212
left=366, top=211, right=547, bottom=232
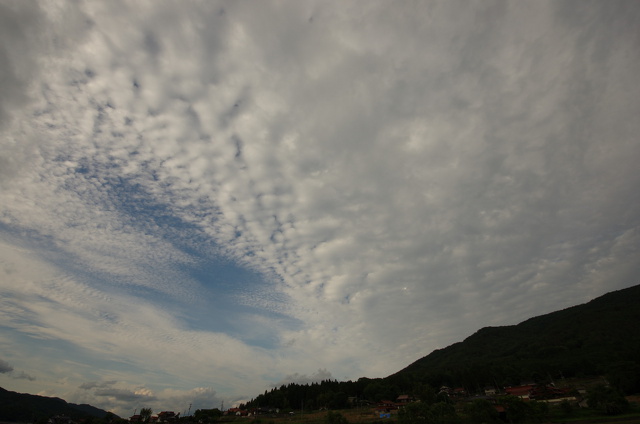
left=325, top=410, right=348, bottom=424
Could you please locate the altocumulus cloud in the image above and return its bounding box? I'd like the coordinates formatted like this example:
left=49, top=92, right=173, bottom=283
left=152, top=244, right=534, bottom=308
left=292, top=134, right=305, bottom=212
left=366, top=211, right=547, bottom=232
left=1, top=0, right=639, bottom=417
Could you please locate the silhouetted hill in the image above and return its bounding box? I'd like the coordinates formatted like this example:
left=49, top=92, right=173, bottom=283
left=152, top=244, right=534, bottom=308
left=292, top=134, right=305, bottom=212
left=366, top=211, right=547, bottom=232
left=245, top=284, right=640, bottom=410
left=0, top=386, right=115, bottom=422
left=71, top=403, right=113, bottom=418
left=390, top=284, right=640, bottom=392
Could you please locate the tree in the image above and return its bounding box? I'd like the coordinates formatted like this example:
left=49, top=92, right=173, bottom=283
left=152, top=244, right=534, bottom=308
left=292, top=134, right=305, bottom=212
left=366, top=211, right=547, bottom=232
left=330, top=392, right=349, bottom=409
left=325, top=411, right=348, bottom=424
left=607, top=361, right=640, bottom=394
left=193, top=409, right=222, bottom=423
left=586, top=385, right=629, bottom=415
left=317, top=391, right=335, bottom=409
left=363, top=381, right=398, bottom=403
left=140, top=408, right=153, bottom=424
left=462, top=399, right=499, bottom=424
left=416, top=384, right=437, bottom=405
left=500, top=396, right=547, bottom=423
left=103, top=412, right=116, bottom=423
left=501, top=396, right=530, bottom=423
left=398, top=401, right=432, bottom=424
left=559, top=400, right=573, bottom=416
left=430, top=402, right=458, bottom=424
left=528, top=400, right=548, bottom=421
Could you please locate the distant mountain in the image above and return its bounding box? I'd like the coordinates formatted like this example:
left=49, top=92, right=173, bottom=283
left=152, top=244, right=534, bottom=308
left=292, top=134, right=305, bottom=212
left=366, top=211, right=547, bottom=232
left=0, top=386, right=116, bottom=422
left=389, top=284, right=640, bottom=392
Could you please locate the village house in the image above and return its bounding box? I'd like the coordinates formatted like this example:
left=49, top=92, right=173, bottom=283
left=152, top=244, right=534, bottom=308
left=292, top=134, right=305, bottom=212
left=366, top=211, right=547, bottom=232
left=396, top=394, right=414, bottom=403
left=157, top=411, right=178, bottom=423
left=376, top=400, right=398, bottom=411
left=504, top=384, right=535, bottom=399
left=484, top=387, right=498, bottom=396
left=225, top=408, right=249, bottom=416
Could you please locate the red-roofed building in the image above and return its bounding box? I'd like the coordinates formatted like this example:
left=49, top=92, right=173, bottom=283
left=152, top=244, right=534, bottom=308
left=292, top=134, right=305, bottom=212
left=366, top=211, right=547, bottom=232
left=504, top=384, right=535, bottom=399
left=226, top=408, right=248, bottom=416
left=376, top=400, right=398, bottom=411
left=157, top=412, right=177, bottom=423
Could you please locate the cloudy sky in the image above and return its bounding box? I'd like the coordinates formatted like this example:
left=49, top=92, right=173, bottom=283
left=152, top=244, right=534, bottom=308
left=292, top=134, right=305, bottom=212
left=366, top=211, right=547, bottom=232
left=1, top=0, right=639, bottom=417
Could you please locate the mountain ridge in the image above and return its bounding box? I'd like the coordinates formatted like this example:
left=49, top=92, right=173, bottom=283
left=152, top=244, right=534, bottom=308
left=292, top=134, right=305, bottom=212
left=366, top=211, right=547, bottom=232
left=0, top=386, right=115, bottom=422
left=242, top=284, right=640, bottom=410
left=389, top=284, right=640, bottom=391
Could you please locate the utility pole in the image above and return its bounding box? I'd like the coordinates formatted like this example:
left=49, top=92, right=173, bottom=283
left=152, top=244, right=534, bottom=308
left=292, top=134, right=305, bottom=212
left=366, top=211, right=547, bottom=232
left=188, top=403, right=192, bottom=416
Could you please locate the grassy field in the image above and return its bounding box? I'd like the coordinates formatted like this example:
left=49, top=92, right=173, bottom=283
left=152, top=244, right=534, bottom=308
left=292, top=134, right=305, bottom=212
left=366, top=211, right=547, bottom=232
left=224, top=408, right=388, bottom=424
left=222, top=404, right=640, bottom=424
left=221, top=394, right=640, bottom=424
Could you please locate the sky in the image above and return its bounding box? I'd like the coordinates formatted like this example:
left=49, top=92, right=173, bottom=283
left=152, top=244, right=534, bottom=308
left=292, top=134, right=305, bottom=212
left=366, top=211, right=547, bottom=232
left=1, top=0, right=639, bottom=417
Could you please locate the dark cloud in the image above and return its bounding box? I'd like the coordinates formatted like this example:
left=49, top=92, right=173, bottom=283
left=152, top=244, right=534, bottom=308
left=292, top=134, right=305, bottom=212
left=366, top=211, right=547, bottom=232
left=14, top=371, right=35, bottom=381
left=0, top=358, right=34, bottom=380
left=80, top=380, right=118, bottom=390
left=0, top=358, right=14, bottom=374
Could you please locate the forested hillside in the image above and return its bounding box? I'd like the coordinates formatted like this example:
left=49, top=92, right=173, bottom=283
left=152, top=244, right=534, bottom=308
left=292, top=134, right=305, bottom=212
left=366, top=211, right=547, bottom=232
left=245, top=284, right=640, bottom=410
left=0, top=387, right=114, bottom=422
left=392, top=284, right=640, bottom=392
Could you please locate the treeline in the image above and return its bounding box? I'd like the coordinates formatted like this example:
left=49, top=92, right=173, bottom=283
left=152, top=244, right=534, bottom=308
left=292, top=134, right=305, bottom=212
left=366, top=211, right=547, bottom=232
left=246, top=383, right=633, bottom=422
left=242, top=377, right=417, bottom=411
left=243, top=378, right=484, bottom=412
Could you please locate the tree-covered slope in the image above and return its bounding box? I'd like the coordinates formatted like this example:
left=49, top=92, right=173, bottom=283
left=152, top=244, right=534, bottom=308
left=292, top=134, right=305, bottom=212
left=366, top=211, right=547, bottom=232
left=390, top=284, right=640, bottom=392
left=0, top=386, right=115, bottom=422
left=245, top=284, right=640, bottom=410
